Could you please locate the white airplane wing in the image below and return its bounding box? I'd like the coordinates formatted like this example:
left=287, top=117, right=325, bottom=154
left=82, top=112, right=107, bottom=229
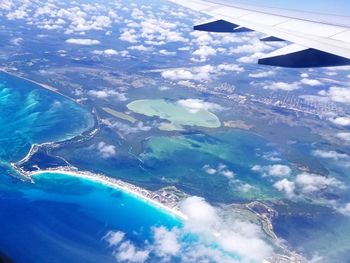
left=167, top=0, right=350, bottom=68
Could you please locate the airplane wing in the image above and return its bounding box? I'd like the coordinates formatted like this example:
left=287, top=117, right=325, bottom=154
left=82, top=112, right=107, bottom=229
left=167, top=0, right=350, bottom=68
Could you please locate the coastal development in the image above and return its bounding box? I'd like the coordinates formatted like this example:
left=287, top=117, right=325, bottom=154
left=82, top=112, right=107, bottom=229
left=28, top=167, right=187, bottom=220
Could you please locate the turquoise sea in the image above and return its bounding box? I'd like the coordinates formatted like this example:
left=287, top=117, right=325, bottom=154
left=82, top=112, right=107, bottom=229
left=0, top=172, right=180, bottom=263
left=0, top=72, right=180, bottom=262
left=0, top=72, right=94, bottom=163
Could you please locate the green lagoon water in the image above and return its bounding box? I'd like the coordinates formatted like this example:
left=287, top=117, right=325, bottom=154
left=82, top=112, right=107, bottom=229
left=127, top=99, right=221, bottom=130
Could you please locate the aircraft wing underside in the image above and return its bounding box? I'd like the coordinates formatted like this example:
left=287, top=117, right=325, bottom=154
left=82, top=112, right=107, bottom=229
left=168, top=0, right=350, bottom=68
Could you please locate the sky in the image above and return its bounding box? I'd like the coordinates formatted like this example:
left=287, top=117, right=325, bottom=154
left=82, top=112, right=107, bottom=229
left=224, top=0, right=350, bottom=16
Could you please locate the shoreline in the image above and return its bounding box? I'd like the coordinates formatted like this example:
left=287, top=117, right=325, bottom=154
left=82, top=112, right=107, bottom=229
left=29, top=168, right=187, bottom=221
left=0, top=68, right=75, bottom=102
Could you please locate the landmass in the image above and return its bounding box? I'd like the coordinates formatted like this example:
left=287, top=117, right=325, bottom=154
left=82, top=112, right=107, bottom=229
left=223, top=120, right=254, bottom=130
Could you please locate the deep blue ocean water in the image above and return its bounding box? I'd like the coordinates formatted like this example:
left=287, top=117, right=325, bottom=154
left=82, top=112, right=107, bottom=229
left=0, top=172, right=180, bottom=263
left=0, top=72, right=180, bottom=263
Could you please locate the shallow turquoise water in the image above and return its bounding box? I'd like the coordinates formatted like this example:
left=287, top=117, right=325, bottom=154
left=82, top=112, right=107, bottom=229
left=0, top=72, right=94, bottom=162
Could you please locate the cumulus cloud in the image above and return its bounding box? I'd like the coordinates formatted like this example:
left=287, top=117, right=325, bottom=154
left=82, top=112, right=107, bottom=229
left=161, top=65, right=215, bottom=82
left=116, top=241, right=149, bottom=263
left=93, top=49, right=119, bottom=56
left=152, top=226, right=181, bottom=258
left=295, top=173, right=345, bottom=194
left=178, top=99, right=224, bottom=113
left=318, top=86, right=350, bottom=104
left=128, top=45, right=153, bottom=52
left=271, top=169, right=346, bottom=199
left=273, top=179, right=296, bottom=198
left=337, top=203, right=350, bottom=216
left=103, top=197, right=274, bottom=262
left=300, top=78, right=323, bottom=86
left=65, top=38, right=100, bottom=45
left=110, top=121, right=152, bottom=136
left=329, top=116, right=350, bottom=126
left=159, top=49, right=176, bottom=56
left=252, top=164, right=292, bottom=177
left=104, top=231, right=149, bottom=263
left=312, top=150, right=349, bottom=161
left=161, top=64, right=243, bottom=82
left=88, top=89, right=127, bottom=101
left=192, top=45, right=217, bottom=61
left=336, top=132, right=350, bottom=142
left=180, top=197, right=273, bottom=261
left=120, top=29, right=138, bottom=43
left=104, top=231, right=125, bottom=247
left=232, top=39, right=283, bottom=63
left=203, top=163, right=235, bottom=179
left=262, top=81, right=300, bottom=91
left=248, top=70, right=275, bottom=78
left=96, top=142, right=116, bottom=158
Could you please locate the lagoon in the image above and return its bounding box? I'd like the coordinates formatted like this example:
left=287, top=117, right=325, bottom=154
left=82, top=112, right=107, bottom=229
left=127, top=99, right=221, bottom=130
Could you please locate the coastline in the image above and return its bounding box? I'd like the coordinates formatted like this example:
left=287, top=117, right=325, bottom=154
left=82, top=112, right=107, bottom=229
left=29, top=168, right=187, bottom=221
left=0, top=68, right=75, bottom=102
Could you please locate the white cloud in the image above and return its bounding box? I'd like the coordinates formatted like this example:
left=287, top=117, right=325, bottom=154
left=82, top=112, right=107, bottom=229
left=252, top=164, right=292, bottom=177
left=180, top=197, right=273, bottom=261
left=202, top=164, right=235, bottom=179
left=300, top=78, right=323, bottom=86
left=237, top=183, right=255, bottom=193
left=237, top=52, right=265, bottom=64
left=152, top=227, right=181, bottom=258
left=217, top=64, right=244, bottom=73
left=192, top=45, right=217, bottom=61
left=7, top=9, right=28, bottom=20
left=115, top=241, right=149, bottom=263
left=312, top=150, right=349, bottom=161
left=93, top=49, right=119, bottom=56
left=231, top=40, right=273, bottom=54
left=161, top=65, right=215, bottom=82
left=178, top=99, right=224, bottom=113
left=11, top=37, right=23, bottom=46
left=329, top=116, right=350, bottom=126
left=336, top=132, right=350, bottom=142
left=295, top=172, right=345, bottom=194
left=248, top=70, right=275, bottom=78
left=104, top=196, right=273, bottom=262
left=88, top=89, right=127, bottom=101
left=202, top=165, right=217, bottom=175
left=330, top=117, right=350, bottom=126
left=273, top=179, right=296, bottom=198
left=120, top=29, right=138, bottom=43
left=128, top=45, right=153, bottom=52
left=318, top=86, right=350, bottom=104
left=131, top=8, right=144, bottom=20
left=103, top=49, right=119, bottom=55
left=103, top=230, right=149, bottom=263
left=96, top=142, right=116, bottom=158
left=159, top=49, right=176, bottom=56
left=138, top=18, right=187, bottom=45
left=104, top=231, right=125, bottom=247
left=110, top=121, right=152, bottom=136
left=161, top=64, right=242, bottom=83
left=338, top=203, right=350, bottom=216
left=263, top=81, right=300, bottom=91
left=65, top=38, right=100, bottom=45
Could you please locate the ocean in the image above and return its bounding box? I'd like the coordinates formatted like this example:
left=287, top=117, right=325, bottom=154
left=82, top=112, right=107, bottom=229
left=0, top=72, right=180, bottom=263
